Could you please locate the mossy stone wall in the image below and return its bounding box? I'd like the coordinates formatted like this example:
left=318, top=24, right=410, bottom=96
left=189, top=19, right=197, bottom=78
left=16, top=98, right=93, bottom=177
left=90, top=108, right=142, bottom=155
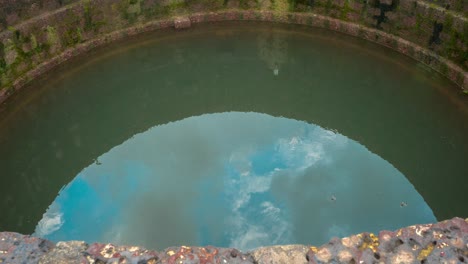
left=0, top=0, right=466, bottom=97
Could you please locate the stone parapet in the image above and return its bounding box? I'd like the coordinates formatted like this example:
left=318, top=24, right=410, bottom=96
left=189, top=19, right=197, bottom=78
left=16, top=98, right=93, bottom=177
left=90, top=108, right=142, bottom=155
left=1, top=218, right=467, bottom=263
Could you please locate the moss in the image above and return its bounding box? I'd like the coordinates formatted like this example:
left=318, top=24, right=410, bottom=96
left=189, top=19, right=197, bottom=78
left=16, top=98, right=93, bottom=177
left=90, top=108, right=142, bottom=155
left=127, top=0, right=142, bottom=15
left=288, top=0, right=311, bottom=11
left=414, top=13, right=423, bottom=35
left=0, top=59, right=5, bottom=75
left=463, top=20, right=468, bottom=44
left=443, top=14, right=453, bottom=32
left=239, top=0, right=251, bottom=9
left=340, top=0, right=352, bottom=20
left=428, top=3, right=438, bottom=10
left=271, top=0, right=289, bottom=12
left=64, top=27, right=83, bottom=47
left=83, top=0, right=106, bottom=31
left=439, top=61, right=448, bottom=75
left=7, top=26, right=24, bottom=44
left=4, top=39, right=18, bottom=65
left=407, top=1, right=416, bottom=16
left=270, top=0, right=277, bottom=10
left=83, top=0, right=93, bottom=31
left=145, top=0, right=188, bottom=19
left=200, top=0, right=225, bottom=10
left=46, top=26, right=59, bottom=46
left=325, top=0, right=333, bottom=14
left=444, top=30, right=458, bottom=53
left=6, top=28, right=35, bottom=61
left=442, top=29, right=467, bottom=69
left=0, top=41, right=4, bottom=58
left=417, top=242, right=434, bottom=261
left=453, top=0, right=463, bottom=12
left=360, top=0, right=368, bottom=22
left=30, top=34, right=38, bottom=51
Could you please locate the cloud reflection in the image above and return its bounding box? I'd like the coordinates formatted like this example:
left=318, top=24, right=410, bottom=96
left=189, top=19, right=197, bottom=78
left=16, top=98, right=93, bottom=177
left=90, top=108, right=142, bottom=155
left=34, top=112, right=436, bottom=251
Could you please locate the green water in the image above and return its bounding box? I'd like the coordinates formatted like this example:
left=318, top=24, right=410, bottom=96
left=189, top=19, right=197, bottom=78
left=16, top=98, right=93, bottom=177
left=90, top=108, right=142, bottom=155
left=0, top=22, right=467, bottom=250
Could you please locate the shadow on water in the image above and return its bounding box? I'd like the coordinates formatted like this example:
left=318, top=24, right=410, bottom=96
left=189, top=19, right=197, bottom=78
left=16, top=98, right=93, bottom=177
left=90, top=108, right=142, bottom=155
left=0, top=22, right=466, bottom=247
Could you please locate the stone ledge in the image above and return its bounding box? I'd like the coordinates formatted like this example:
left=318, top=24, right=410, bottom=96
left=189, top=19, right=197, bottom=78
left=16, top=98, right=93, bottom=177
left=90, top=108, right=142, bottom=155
left=1, top=217, right=467, bottom=263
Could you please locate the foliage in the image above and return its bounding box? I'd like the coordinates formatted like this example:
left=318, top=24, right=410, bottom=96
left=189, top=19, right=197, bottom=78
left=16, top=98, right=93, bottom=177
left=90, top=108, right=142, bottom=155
left=340, top=0, right=351, bottom=20
left=64, top=27, right=83, bottom=47
left=84, top=0, right=106, bottom=31
left=83, top=0, right=94, bottom=31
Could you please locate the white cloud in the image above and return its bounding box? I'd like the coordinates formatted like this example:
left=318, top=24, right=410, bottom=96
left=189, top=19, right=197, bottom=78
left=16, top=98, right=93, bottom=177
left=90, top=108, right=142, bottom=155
left=230, top=224, right=270, bottom=251
left=231, top=175, right=272, bottom=211
left=34, top=209, right=64, bottom=237
left=261, top=201, right=281, bottom=218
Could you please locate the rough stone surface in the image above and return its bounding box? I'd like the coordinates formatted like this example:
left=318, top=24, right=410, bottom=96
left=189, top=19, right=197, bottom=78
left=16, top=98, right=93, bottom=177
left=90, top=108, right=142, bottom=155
left=174, top=17, right=191, bottom=29
left=251, top=245, right=309, bottom=264
left=38, top=241, right=87, bottom=264
left=305, top=217, right=468, bottom=264
left=0, top=232, right=54, bottom=264
left=159, top=246, right=255, bottom=264
left=0, top=218, right=467, bottom=263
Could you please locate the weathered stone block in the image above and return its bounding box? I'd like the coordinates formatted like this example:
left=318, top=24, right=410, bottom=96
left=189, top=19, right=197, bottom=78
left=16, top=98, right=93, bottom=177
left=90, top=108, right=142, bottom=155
left=39, top=241, right=88, bottom=264
left=0, top=232, right=55, bottom=264
left=252, top=245, right=309, bottom=264
left=173, top=16, right=191, bottom=29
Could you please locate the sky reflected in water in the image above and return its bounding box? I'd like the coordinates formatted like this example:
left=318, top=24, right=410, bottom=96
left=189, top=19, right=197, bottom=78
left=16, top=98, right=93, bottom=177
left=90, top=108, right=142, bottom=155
left=34, top=112, right=435, bottom=251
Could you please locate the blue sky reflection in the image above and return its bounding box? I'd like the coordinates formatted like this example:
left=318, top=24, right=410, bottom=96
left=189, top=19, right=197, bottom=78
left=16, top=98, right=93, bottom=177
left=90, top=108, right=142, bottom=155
left=34, top=112, right=436, bottom=251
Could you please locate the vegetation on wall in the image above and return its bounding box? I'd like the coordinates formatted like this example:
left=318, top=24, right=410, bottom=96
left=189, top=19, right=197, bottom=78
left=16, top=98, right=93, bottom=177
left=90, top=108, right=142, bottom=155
left=0, top=0, right=466, bottom=94
left=83, top=0, right=106, bottom=32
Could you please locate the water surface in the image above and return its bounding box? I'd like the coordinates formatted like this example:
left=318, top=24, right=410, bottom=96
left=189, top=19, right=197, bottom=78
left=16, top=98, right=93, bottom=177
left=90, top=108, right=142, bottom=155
left=33, top=112, right=435, bottom=250
left=0, top=22, right=466, bottom=250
